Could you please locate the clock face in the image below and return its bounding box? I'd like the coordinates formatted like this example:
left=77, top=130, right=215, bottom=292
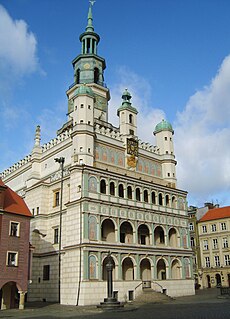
left=127, top=138, right=138, bottom=156
left=83, top=63, right=90, bottom=69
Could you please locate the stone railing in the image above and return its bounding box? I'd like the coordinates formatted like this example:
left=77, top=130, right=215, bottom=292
left=94, top=123, right=123, bottom=141
left=138, top=140, right=159, bottom=154
left=42, top=129, right=72, bottom=152
left=0, top=155, right=32, bottom=178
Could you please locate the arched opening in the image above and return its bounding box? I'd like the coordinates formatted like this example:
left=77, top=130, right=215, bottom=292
left=120, top=221, right=133, bottom=244
left=101, top=219, right=115, bottom=242
left=127, top=186, right=132, bottom=199
left=172, top=196, right=176, bottom=208
left=171, top=259, right=181, bottom=279
left=76, top=68, right=80, bottom=84
left=110, top=182, right=115, bottom=196
left=154, top=226, right=165, bottom=246
left=0, top=282, right=19, bottom=309
left=100, top=179, right=106, bottom=194
left=151, top=191, right=156, bottom=204
left=118, top=184, right=124, bottom=198
left=157, top=259, right=166, bottom=280
left=215, top=273, right=221, bottom=286
left=169, top=228, right=178, bottom=247
left=122, top=257, right=134, bottom=280
left=140, top=258, right=151, bottom=280
left=190, top=236, right=195, bottom=247
left=207, top=275, right=211, bottom=288
left=158, top=193, right=163, bottom=205
left=144, top=190, right=148, bottom=203
left=165, top=194, right=170, bottom=206
left=138, top=224, right=150, bottom=245
left=102, top=256, right=115, bottom=281
left=136, top=188, right=141, bottom=201
left=129, top=114, right=133, bottom=124
left=94, top=67, right=99, bottom=84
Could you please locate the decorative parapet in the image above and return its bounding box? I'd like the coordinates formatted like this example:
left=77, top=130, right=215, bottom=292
left=0, top=155, right=32, bottom=179
left=1, top=128, right=73, bottom=179
left=94, top=123, right=123, bottom=141
left=138, top=139, right=159, bottom=154
left=50, top=168, right=70, bottom=182
left=42, top=129, right=72, bottom=152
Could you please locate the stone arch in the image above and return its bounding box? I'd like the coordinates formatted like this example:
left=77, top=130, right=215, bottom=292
left=143, top=189, right=149, bottom=203
left=118, top=183, right=124, bottom=198
left=140, top=258, right=151, bottom=280
left=154, top=226, right=165, bottom=246
left=158, top=193, right=163, bottom=206
left=127, top=185, right=133, bottom=199
left=120, top=221, right=133, bottom=244
left=171, top=258, right=181, bottom=279
left=100, top=179, right=106, bottom=194
left=101, top=218, right=116, bottom=242
left=136, top=187, right=141, bottom=201
left=102, top=255, right=116, bottom=281
left=109, top=181, right=115, bottom=196
left=151, top=191, right=156, bottom=204
left=138, top=224, right=150, bottom=245
left=0, top=281, right=20, bottom=309
left=168, top=227, right=179, bottom=247
left=122, top=257, right=134, bottom=280
left=156, top=258, right=167, bottom=280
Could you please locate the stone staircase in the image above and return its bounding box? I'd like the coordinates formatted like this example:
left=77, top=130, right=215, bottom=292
left=133, top=288, right=174, bottom=304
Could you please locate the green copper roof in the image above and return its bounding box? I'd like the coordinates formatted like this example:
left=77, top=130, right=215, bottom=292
left=154, top=119, right=174, bottom=134
left=74, top=84, right=94, bottom=97
left=117, top=89, right=138, bottom=115
left=86, top=1, right=94, bottom=32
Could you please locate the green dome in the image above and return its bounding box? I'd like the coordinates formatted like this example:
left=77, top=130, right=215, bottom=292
left=75, top=85, right=94, bottom=97
left=154, top=119, right=174, bottom=134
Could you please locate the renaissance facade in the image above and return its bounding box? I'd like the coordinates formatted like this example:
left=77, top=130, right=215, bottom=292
left=1, top=3, right=194, bottom=305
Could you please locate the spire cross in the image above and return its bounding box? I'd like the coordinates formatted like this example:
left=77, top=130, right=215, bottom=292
left=89, top=0, right=96, bottom=6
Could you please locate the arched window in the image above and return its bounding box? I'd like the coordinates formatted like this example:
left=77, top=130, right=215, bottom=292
left=129, top=114, right=133, bottom=124
left=190, top=236, right=195, bottom=247
left=172, top=196, right=176, bottom=208
left=120, top=221, right=133, bottom=244
left=127, top=186, right=132, bottom=199
left=118, top=184, right=124, bottom=198
left=122, top=257, right=134, bottom=280
left=110, top=182, right=115, bottom=196
left=94, top=67, right=99, bottom=83
left=151, top=191, right=156, bottom=204
left=165, top=194, right=170, bottom=206
left=138, top=224, right=150, bottom=245
left=156, top=259, right=166, bottom=280
left=101, top=219, right=115, bottom=242
left=140, top=258, right=151, bottom=280
left=154, top=226, right=165, bottom=245
left=136, top=188, right=141, bottom=201
left=100, top=179, right=106, bottom=194
left=158, top=193, right=163, bottom=206
left=144, top=190, right=148, bottom=203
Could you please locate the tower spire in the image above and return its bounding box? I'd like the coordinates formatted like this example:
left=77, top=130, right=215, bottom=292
left=86, top=1, right=96, bottom=32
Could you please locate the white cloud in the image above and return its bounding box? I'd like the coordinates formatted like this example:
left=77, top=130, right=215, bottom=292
left=175, top=55, right=230, bottom=206
left=0, top=5, right=39, bottom=76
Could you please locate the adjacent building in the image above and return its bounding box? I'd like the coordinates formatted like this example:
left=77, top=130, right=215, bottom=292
left=0, top=3, right=194, bottom=305
left=0, top=179, right=32, bottom=310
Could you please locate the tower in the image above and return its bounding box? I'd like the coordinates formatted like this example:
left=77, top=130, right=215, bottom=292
left=154, top=119, right=177, bottom=186
left=66, top=1, right=110, bottom=123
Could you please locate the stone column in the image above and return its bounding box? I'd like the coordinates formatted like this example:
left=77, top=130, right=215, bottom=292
left=19, top=291, right=26, bottom=310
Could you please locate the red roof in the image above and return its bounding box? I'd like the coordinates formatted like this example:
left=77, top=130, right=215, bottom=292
left=199, top=206, right=230, bottom=222
left=0, top=179, right=32, bottom=217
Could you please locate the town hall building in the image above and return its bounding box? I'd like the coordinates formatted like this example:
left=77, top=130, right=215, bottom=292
left=1, top=3, right=194, bottom=305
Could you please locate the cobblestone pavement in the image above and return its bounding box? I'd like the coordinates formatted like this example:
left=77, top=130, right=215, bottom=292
left=0, top=288, right=229, bottom=319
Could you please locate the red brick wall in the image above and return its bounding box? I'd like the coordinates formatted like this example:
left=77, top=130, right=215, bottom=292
left=0, top=213, right=30, bottom=292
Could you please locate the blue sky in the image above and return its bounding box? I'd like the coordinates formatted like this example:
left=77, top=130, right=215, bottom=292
left=1, top=0, right=230, bottom=207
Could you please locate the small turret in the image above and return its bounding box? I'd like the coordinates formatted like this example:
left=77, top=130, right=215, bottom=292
left=117, top=89, right=138, bottom=137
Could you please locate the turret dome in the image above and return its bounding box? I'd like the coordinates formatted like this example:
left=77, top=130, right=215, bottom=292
left=154, top=119, right=174, bottom=134
left=75, top=85, right=94, bottom=98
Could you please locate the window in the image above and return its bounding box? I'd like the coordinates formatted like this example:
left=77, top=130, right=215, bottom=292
left=37, top=207, right=39, bottom=215
left=43, top=265, right=50, bottom=281
left=32, top=208, right=35, bottom=215
left=80, top=104, right=84, bottom=108
left=110, top=182, right=115, bottom=196
left=127, top=186, right=132, bottom=199
left=214, top=255, right=220, bottom=267
left=213, top=238, right=218, bottom=249
left=189, top=223, right=194, bottom=231
left=205, top=257, right=210, bottom=268
left=221, top=222, right=227, bottom=231
left=164, top=137, right=167, bottom=141
left=211, top=224, right=217, bottom=232
left=88, top=105, right=91, bottom=109
left=129, top=129, right=134, bottom=135
left=54, top=228, right=59, bottom=244
left=202, top=225, right=207, bottom=233
left=151, top=192, right=156, bottom=204
left=80, top=147, right=83, bottom=152
left=224, top=255, right=230, bottom=266
left=54, top=191, right=60, bottom=207
left=100, top=179, right=106, bottom=194
left=10, top=222, right=19, bottom=237
left=223, top=238, right=228, bottom=248
left=7, top=252, right=18, bottom=266
left=118, top=184, right=124, bottom=198
left=129, top=114, right=133, bottom=124
left=144, top=190, right=148, bottom=203
left=190, top=237, right=195, bottom=247
left=158, top=193, right=163, bottom=206
left=203, top=240, right=209, bottom=250
left=136, top=188, right=141, bottom=201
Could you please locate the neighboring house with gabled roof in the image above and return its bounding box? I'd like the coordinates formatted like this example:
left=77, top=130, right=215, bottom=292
left=0, top=179, right=32, bottom=310
left=198, top=206, right=230, bottom=288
